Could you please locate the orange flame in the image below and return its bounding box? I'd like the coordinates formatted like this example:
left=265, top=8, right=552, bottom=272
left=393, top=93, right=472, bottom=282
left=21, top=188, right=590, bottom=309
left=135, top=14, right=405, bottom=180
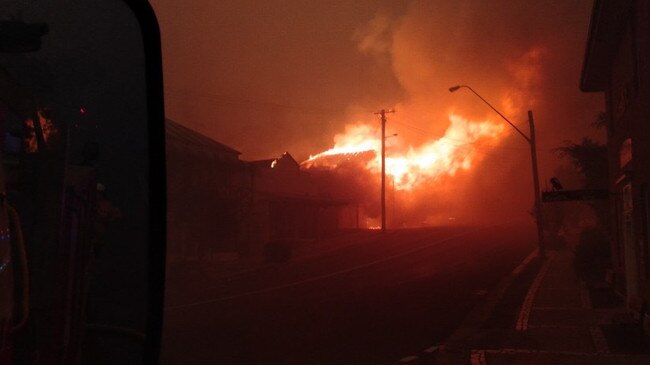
left=304, top=113, right=505, bottom=190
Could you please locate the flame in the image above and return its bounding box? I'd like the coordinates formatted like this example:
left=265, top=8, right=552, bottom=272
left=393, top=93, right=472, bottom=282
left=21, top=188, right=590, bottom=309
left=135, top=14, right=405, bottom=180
left=308, top=123, right=381, bottom=158
left=304, top=113, right=505, bottom=190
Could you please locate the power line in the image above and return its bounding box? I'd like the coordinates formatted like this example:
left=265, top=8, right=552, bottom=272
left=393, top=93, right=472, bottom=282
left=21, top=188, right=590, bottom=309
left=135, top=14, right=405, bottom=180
left=391, top=119, right=557, bottom=151
left=391, top=119, right=524, bottom=150
left=165, top=88, right=375, bottom=116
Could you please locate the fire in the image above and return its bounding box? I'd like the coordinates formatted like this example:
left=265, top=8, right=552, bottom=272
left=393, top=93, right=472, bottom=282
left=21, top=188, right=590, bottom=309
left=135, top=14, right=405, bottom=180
left=303, top=113, right=505, bottom=190
left=308, top=123, right=381, bottom=157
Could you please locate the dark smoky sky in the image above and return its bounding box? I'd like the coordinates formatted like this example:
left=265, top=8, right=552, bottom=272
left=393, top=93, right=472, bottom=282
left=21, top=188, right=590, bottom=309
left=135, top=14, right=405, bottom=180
left=150, top=0, right=605, bottom=224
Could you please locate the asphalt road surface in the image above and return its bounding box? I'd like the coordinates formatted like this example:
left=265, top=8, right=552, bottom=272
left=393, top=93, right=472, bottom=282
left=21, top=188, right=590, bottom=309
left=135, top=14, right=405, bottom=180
left=161, top=221, right=536, bottom=364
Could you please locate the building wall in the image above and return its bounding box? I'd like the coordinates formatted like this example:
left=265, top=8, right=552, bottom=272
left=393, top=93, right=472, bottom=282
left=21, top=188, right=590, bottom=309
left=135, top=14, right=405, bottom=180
left=166, top=142, right=246, bottom=260
left=604, top=0, right=650, bottom=310
left=247, top=157, right=351, bottom=246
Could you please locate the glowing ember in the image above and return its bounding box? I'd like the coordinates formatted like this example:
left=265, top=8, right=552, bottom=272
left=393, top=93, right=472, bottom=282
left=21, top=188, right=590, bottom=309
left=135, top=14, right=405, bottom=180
left=304, top=113, right=504, bottom=190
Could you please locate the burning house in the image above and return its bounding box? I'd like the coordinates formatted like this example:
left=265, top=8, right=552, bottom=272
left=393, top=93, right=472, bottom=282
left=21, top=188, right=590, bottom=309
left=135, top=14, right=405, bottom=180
left=246, top=152, right=353, bottom=249
left=302, top=149, right=377, bottom=228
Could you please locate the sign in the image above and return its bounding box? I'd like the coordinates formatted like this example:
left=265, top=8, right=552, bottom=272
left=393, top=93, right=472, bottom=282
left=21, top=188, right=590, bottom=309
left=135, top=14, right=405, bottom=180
left=542, top=189, right=609, bottom=202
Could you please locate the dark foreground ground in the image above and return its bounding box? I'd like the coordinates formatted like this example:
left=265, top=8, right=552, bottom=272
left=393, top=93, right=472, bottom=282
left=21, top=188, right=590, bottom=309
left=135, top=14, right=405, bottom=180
left=161, top=222, right=536, bottom=364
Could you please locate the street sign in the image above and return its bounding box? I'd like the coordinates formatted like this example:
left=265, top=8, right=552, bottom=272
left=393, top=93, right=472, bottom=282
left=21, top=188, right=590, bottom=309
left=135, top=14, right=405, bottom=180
left=542, top=189, right=609, bottom=202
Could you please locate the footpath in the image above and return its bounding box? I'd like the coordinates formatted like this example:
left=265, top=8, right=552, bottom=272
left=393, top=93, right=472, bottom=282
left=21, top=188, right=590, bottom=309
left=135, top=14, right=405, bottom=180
left=433, top=248, right=650, bottom=365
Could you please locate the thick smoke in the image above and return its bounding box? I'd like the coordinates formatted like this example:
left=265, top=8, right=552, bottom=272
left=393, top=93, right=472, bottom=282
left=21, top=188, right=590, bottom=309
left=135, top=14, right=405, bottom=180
left=302, top=0, right=605, bottom=226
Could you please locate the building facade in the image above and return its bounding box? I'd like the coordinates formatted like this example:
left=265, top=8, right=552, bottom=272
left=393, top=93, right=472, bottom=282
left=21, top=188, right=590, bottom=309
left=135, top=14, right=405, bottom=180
left=247, top=152, right=348, bottom=248
left=166, top=118, right=249, bottom=260
left=581, top=0, right=650, bottom=317
left=166, top=121, right=354, bottom=260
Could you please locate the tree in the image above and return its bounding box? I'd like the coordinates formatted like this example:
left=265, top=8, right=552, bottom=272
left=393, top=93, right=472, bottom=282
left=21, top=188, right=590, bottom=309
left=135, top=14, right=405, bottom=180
left=556, top=138, right=608, bottom=189
left=555, top=138, right=609, bottom=228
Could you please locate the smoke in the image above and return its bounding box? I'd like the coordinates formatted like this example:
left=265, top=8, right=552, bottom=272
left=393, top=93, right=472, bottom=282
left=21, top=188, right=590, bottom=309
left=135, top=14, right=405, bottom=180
left=353, top=11, right=393, bottom=57
left=152, top=0, right=605, bottom=225
left=300, top=0, right=603, bottom=226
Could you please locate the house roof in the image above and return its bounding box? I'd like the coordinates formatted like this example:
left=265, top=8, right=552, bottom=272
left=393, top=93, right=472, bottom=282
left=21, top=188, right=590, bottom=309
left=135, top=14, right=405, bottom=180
left=300, top=150, right=375, bottom=169
left=165, top=118, right=241, bottom=156
left=249, top=152, right=300, bottom=171
left=275, top=152, right=299, bottom=169
left=580, top=0, right=634, bottom=92
left=249, top=159, right=276, bottom=169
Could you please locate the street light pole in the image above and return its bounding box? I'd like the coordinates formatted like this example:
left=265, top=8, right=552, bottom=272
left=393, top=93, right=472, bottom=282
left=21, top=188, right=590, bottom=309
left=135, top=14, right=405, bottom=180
left=381, top=110, right=386, bottom=233
left=528, top=110, right=545, bottom=257
left=449, top=85, right=545, bottom=257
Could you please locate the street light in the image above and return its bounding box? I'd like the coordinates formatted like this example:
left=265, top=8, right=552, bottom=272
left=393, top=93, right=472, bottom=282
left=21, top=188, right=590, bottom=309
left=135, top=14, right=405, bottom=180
left=449, top=84, right=545, bottom=257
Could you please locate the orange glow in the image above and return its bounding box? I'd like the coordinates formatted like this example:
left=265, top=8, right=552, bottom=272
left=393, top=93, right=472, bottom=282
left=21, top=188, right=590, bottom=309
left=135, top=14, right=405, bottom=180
left=304, top=113, right=505, bottom=190
left=24, top=111, right=57, bottom=153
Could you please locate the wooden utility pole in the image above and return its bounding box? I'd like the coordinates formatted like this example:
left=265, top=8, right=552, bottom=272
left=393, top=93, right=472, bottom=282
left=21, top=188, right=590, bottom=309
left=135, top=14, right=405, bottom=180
left=374, top=109, right=394, bottom=232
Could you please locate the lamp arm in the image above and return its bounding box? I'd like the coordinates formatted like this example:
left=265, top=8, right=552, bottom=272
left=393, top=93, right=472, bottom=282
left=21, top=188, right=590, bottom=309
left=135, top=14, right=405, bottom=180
left=460, top=85, right=531, bottom=143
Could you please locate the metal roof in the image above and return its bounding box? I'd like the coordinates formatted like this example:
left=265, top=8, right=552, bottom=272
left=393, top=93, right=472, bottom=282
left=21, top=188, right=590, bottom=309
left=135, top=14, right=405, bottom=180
left=165, top=118, right=241, bottom=156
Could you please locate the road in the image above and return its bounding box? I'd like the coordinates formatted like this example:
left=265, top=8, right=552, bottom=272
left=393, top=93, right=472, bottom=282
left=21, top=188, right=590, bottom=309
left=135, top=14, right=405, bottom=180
left=161, top=221, right=536, bottom=364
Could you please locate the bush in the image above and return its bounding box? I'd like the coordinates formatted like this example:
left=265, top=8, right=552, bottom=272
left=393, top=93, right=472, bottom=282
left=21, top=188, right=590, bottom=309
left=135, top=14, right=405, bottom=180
left=574, top=227, right=611, bottom=284
left=263, top=240, right=293, bottom=263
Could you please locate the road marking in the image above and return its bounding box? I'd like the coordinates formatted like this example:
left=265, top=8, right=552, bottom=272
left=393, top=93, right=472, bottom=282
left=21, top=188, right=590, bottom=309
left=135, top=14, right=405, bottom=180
left=512, top=249, right=538, bottom=275
left=423, top=345, right=439, bottom=353
left=436, top=246, right=541, bottom=362
left=481, top=348, right=615, bottom=356
left=167, top=227, right=487, bottom=311
left=472, top=289, right=488, bottom=296
left=527, top=324, right=582, bottom=329
left=399, top=355, right=419, bottom=362
left=515, top=254, right=552, bottom=331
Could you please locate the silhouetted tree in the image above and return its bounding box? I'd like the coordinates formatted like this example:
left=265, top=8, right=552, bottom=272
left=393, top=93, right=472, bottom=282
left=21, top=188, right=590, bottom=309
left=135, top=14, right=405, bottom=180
left=556, top=138, right=608, bottom=189
left=555, top=137, right=609, bottom=228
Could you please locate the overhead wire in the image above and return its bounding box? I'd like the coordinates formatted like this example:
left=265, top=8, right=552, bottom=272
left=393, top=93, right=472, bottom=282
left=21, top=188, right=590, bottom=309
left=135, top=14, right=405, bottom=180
left=165, top=89, right=558, bottom=156
left=381, top=121, right=522, bottom=174
left=382, top=117, right=550, bottom=177
left=164, top=88, right=376, bottom=116
left=391, top=119, right=557, bottom=152
left=391, top=119, right=527, bottom=151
